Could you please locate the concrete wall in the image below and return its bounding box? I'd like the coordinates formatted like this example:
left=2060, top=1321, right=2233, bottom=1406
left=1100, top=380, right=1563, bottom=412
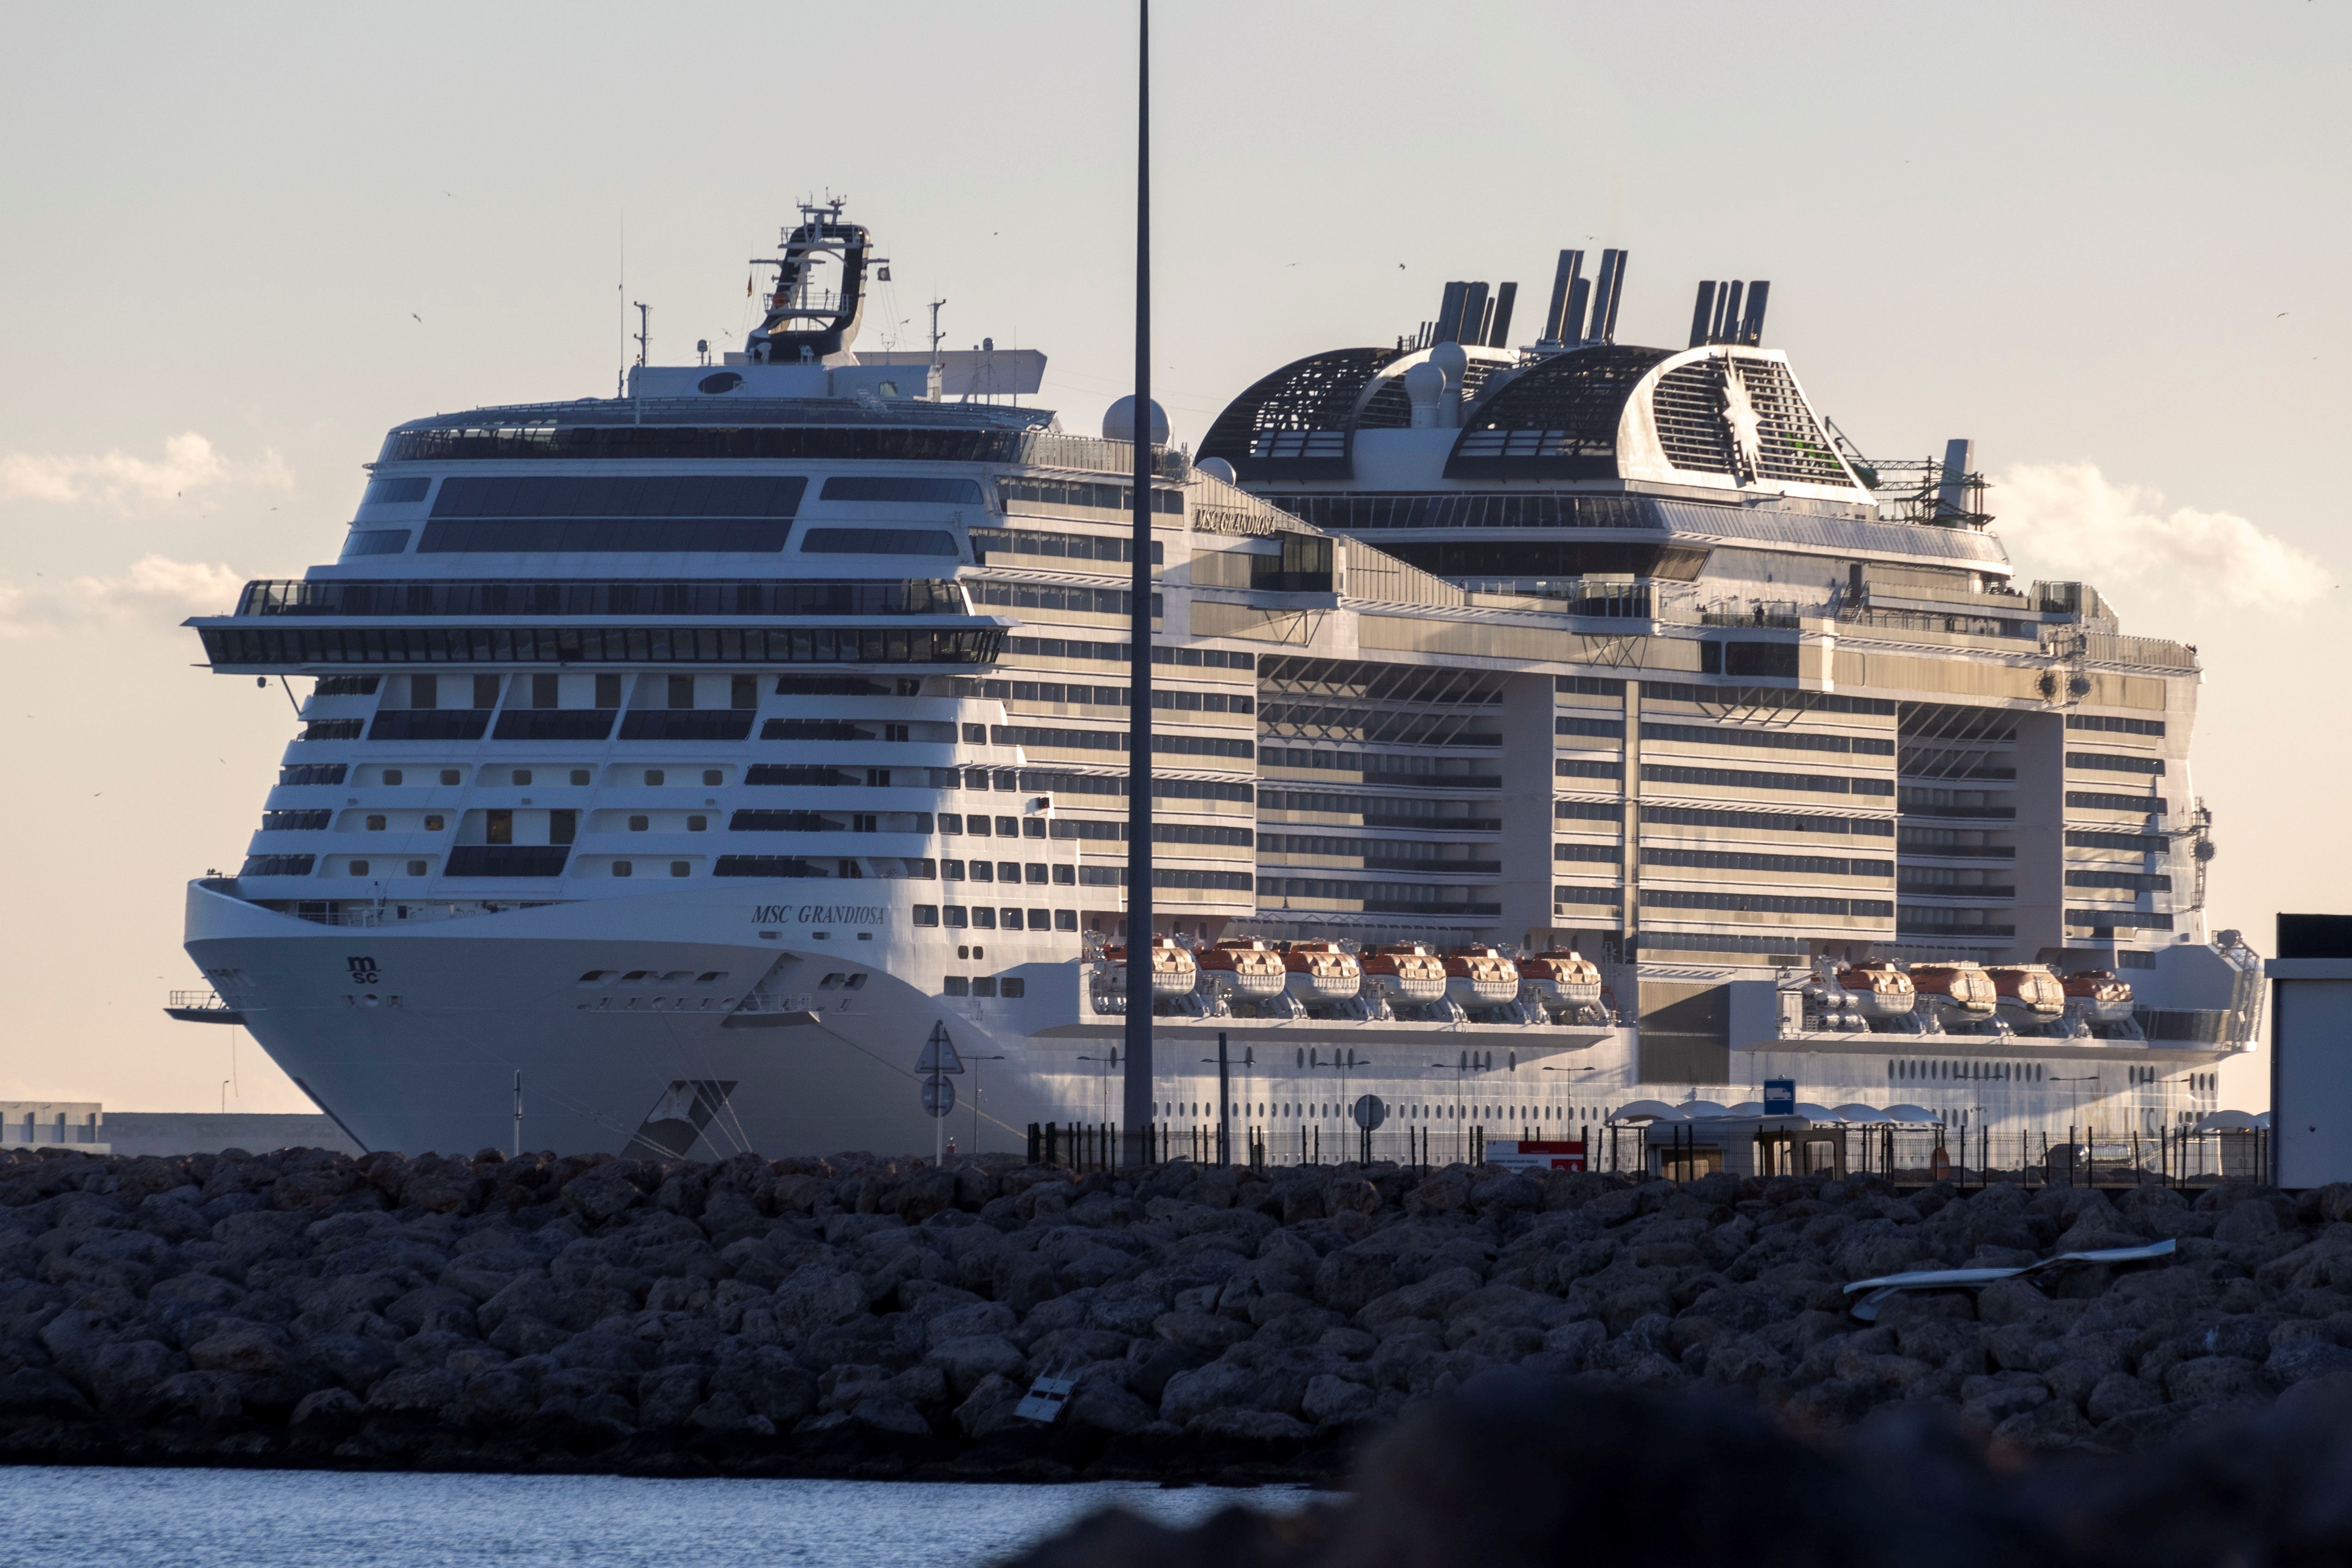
left=102, top=1113, right=361, bottom=1159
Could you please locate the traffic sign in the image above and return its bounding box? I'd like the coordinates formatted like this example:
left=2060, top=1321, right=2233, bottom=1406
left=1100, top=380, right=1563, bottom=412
left=917, top=1021, right=965, bottom=1075
left=1353, top=1094, right=1386, bottom=1131
left=922, top=1076, right=956, bottom=1117
left=1763, top=1078, right=1795, bottom=1115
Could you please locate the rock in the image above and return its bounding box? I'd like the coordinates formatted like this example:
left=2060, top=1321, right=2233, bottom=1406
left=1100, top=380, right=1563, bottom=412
left=2267, top=1338, right=2352, bottom=1385
left=1159, top=1363, right=1259, bottom=1426
left=288, top=1385, right=364, bottom=1432
left=1302, top=1373, right=1376, bottom=1425
left=188, top=1323, right=290, bottom=1378
left=851, top=1395, right=932, bottom=1436
left=1067, top=1378, right=1157, bottom=1435
left=1155, top=1310, right=1254, bottom=1355
left=1186, top=1406, right=1310, bottom=1442
left=366, top=1367, right=464, bottom=1415
left=927, top=1334, right=1028, bottom=1398
left=2086, top=1371, right=2162, bottom=1422
left=561, top=1166, right=644, bottom=1225
left=953, top=1372, right=1027, bottom=1439
left=775, top=1265, right=870, bottom=1337
left=83, top=1339, right=189, bottom=1416
left=2166, top=1355, right=2263, bottom=1405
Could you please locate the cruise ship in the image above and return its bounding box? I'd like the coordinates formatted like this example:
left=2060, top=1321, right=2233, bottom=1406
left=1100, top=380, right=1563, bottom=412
left=172, top=205, right=2265, bottom=1161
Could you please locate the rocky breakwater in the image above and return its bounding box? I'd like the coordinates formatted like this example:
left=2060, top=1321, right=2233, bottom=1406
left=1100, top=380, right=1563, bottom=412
left=1, top=1144, right=2351, bottom=1476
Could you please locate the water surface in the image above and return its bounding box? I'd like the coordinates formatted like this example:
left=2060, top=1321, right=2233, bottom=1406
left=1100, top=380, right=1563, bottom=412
left=0, top=1467, right=1313, bottom=1568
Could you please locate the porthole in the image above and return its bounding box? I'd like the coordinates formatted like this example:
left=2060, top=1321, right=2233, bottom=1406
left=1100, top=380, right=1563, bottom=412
left=698, top=371, right=743, bottom=394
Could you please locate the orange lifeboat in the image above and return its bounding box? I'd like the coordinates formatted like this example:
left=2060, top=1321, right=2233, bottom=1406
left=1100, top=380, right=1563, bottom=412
left=1445, top=944, right=1521, bottom=1008
left=1282, top=940, right=1362, bottom=1004
left=1361, top=943, right=1447, bottom=1005
left=1836, top=961, right=1917, bottom=1021
left=1986, top=964, right=2064, bottom=1023
left=1521, top=950, right=1603, bottom=1011
left=1909, top=962, right=1996, bottom=1021
left=2062, top=969, right=2135, bottom=1024
left=1103, top=937, right=1198, bottom=1000
left=1194, top=939, right=1285, bottom=1002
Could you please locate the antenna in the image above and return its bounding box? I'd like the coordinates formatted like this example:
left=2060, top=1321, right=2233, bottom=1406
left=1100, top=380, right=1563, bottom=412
left=1122, top=0, right=1156, bottom=1169
left=928, top=298, right=947, bottom=366
left=632, top=302, right=650, bottom=368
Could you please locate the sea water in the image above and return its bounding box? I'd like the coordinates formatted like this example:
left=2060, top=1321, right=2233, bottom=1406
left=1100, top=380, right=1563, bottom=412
left=0, top=1467, right=1316, bottom=1568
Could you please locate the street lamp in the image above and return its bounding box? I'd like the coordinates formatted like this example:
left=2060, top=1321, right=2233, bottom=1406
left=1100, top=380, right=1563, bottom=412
left=1077, top=1047, right=1121, bottom=1124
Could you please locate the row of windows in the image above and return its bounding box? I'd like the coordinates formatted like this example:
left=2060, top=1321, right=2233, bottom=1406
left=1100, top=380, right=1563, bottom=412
left=941, top=974, right=1037, bottom=996
left=428, top=474, right=808, bottom=520
left=1551, top=886, right=1623, bottom=906
left=2066, top=791, right=2166, bottom=815
left=992, top=818, right=1252, bottom=846
left=969, top=527, right=1163, bottom=565
left=2066, top=751, right=2166, bottom=776
left=1644, top=765, right=1895, bottom=797
left=1261, top=749, right=1500, bottom=786
left=1261, top=491, right=1653, bottom=532
left=1891, top=1060, right=2046, bottom=1083
left=2065, top=714, right=2166, bottom=737
left=1553, top=843, right=1619, bottom=864
left=1079, top=867, right=1256, bottom=891
left=991, top=725, right=1253, bottom=759
left=971, top=582, right=1160, bottom=618
left=998, top=637, right=1254, bottom=670
left=1898, top=868, right=2014, bottom=894
left=1260, top=834, right=1497, bottom=866
left=800, top=528, right=959, bottom=557
left=2065, top=829, right=2167, bottom=852
left=1016, top=772, right=1256, bottom=804
left=418, top=521, right=796, bottom=554
left=1555, top=760, right=1626, bottom=782
left=821, top=475, right=984, bottom=505
left=1261, top=789, right=1501, bottom=828
left=1643, top=849, right=1892, bottom=877
left=1895, top=907, right=2015, bottom=936
left=1555, top=717, right=1627, bottom=741
left=1695, top=642, right=1800, bottom=680
left=2066, top=870, right=2173, bottom=892
left=996, top=477, right=1184, bottom=516
left=278, top=764, right=350, bottom=786
left=980, top=680, right=1251, bottom=713
left=1644, top=889, right=1893, bottom=917
left=925, top=906, right=1072, bottom=934
left=1553, top=800, right=1623, bottom=824
left=1640, top=804, right=1892, bottom=836
left=1640, top=684, right=1897, bottom=717
left=1641, top=722, right=1894, bottom=757
left=944, top=861, right=1073, bottom=886
left=202, top=626, right=1004, bottom=668
left=1253, top=878, right=1501, bottom=914
left=1555, top=676, right=1629, bottom=697
left=378, top=424, right=1042, bottom=467
left=246, top=578, right=967, bottom=620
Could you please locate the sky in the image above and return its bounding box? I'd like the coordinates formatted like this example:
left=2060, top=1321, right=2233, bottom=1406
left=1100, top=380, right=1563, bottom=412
left=0, top=1, right=2344, bottom=1113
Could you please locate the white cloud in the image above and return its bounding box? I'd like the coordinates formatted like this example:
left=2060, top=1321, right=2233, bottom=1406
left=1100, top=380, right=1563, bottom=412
left=0, top=554, right=245, bottom=637
left=1994, top=462, right=2328, bottom=612
left=0, top=432, right=292, bottom=510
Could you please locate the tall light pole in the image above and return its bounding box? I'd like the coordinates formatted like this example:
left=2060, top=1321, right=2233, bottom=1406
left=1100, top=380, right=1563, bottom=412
left=1120, top=0, right=1157, bottom=1169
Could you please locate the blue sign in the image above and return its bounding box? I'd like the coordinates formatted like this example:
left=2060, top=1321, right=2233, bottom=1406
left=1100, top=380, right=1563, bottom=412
left=1763, top=1078, right=1796, bottom=1115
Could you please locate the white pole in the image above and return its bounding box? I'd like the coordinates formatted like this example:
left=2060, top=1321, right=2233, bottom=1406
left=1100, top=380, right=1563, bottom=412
left=513, top=1071, right=523, bottom=1158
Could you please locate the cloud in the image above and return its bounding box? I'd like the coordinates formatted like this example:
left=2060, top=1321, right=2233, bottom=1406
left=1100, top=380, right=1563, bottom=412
left=1994, top=462, right=2328, bottom=612
left=0, top=432, right=292, bottom=510
left=0, top=554, right=245, bottom=637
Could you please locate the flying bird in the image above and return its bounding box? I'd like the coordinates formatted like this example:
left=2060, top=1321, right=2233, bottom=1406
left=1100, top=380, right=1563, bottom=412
left=411, top=313, right=423, bottom=323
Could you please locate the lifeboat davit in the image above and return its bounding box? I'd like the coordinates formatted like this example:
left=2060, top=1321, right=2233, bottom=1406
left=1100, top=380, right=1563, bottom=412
left=1520, top=950, right=1603, bottom=1010
left=1909, top=962, right=1996, bottom=1020
left=1194, top=939, right=1286, bottom=1002
left=1986, top=964, right=2064, bottom=1023
left=2063, top=969, right=2136, bottom=1024
left=1361, top=943, right=1448, bottom=1005
left=1445, top=944, right=1521, bottom=1009
left=1836, top=961, right=1918, bottom=1020
left=1283, top=940, right=1362, bottom=1004
left=1104, top=937, right=1198, bottom=1000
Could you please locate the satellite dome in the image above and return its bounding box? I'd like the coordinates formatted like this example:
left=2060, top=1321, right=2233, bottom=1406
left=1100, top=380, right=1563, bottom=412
left=1427, top=341, right=1469, bottom=385
left=1102, top=395, right=1170, bottom=446
left=1196, top=456, right=1237, bottom=484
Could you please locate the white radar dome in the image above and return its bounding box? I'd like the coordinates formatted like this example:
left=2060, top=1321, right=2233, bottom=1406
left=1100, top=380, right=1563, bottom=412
left=1196, top=456, right=1237, bottom=484
left=1102, top=395, right=1170, bottom=446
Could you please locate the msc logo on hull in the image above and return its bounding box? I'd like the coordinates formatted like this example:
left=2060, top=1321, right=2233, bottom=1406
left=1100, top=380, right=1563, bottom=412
left=751, top=905, right=893, bottom=927
left=346, top=956, right=381, bottom=985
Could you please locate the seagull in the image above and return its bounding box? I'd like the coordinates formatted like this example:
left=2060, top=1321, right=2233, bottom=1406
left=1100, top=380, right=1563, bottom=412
left=2278, top=312, right=2289, bottom=317
left=411, top=313, right=423, bottom=323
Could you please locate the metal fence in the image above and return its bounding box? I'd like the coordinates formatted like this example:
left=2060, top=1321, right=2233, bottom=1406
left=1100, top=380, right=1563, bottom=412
left=1023, top=1120, right=2268, bottom=1188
